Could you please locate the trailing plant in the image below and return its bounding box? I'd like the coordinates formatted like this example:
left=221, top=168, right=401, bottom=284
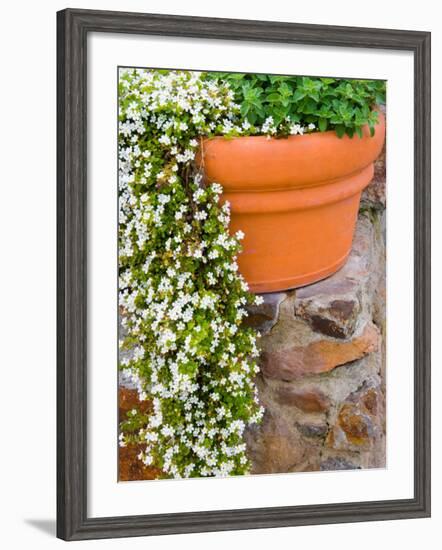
left=118, top=68, right=386, bottom=480
left=118, top=69, right=264, bottom=479
left=206, top=72, right=386, bottom=138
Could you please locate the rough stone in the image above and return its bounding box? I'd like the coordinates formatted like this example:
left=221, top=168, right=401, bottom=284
left=361, top=148, right=386, bottom=210
left=295, top=298, right=361, bottom=339
left=262, top=352, right=382, bottom=412
left=296, top=421, right=329, bottom=439
left=310, top=352, right=382, bottom=406
left=275, top=386, right=331, bottom=412
left=361, top=105, right=386, bottom=210
left=320, top=456, right=361, bottom=471
left=119, top=369, right=138, bottom=390
left=245, top=412, right=321, bottom=474
left=326, top=379, right=385, bottom=455
left=243, top=292, right=288, bottom=334
left=118, top=306, right=138, bottom=389
left=328, top=402, right=376, bottom=448
left=260, top=322, right=380, bottom=380
left=294, top=215, right=381, bottom=340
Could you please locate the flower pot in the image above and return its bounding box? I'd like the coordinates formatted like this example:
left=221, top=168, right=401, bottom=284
left=200, top=112, right=386, bottom=293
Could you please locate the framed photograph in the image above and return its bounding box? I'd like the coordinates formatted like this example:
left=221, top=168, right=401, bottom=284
left=57, top=8, right=431, bottom=541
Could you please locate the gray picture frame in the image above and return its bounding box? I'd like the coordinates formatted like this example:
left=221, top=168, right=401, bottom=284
left=57, top=8, right=431, bottom=541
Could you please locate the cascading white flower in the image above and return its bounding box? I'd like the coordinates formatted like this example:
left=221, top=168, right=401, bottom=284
left=118, top=69, right=264, bottom=479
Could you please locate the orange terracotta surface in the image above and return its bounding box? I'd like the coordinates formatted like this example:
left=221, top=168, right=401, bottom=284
left=200, top=112, right=385, bottom=292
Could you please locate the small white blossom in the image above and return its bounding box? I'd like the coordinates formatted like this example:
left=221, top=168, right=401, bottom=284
left=118, top=68, right=264, bottom=480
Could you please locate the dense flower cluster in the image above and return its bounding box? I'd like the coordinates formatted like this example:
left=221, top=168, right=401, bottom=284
left=118, top=69, right=265, bottom=479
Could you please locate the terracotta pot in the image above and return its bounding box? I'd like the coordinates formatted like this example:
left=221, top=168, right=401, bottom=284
left=200, top=112, right=385, bottom=293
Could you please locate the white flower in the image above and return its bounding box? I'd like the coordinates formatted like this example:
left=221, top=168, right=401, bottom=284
left=193, top=188, right=205, bottom=202
left=289, top=123, right=306, bottom=135
left=161, top=425, right=174, bottom=437
left=118, top=68, right=264, bottom=480
left=158, top=194, right=170, bottom=205
left=194, top=210, right=207, bottom=221
left=221, top=119, right=234, bottom=133
left=211, top=183, right=223, bottom=195
left=143, top=454, right=154, bottom=465
left=159, top=134, right=171, bottom=145
left=261, top=116, right=277, bottom=135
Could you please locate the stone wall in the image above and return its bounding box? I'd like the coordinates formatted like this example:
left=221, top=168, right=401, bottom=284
left=244, top=142, right=386, bottom=474
left=119, top=121, right=387, bottom=477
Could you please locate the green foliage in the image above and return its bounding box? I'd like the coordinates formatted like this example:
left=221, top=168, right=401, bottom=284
left=206, top=72, right=386, bottom=138
left=118, top=68, right=387, bottom=481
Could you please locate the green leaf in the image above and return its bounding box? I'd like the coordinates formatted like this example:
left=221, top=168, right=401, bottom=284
left=265, top=93, right=282, bottom=103
left=302, top=99, right=318, bottom=114
left=248, top=111, right=257, bottom=124
left=292, top=89, right=306, bottom=102
left=240, top=103, right=250, bottom=117
left=335, top=125, right=346, bottom=138
left=278, top=82, right=293, bottom=97
left=318, top=118, right=328, bottom=132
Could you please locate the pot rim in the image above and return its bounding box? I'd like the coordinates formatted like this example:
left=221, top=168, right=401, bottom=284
left=198, top=110, right=385, bottom=192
